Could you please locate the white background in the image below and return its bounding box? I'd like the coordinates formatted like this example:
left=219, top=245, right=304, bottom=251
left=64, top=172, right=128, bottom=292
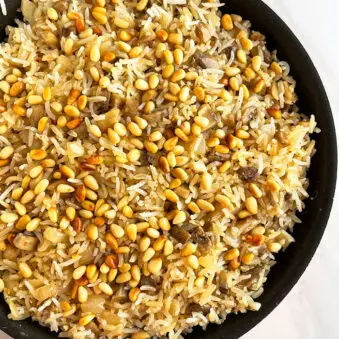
left=244, top=0, right=339, bottom=338
left=1, top=1, right=339, bottom=338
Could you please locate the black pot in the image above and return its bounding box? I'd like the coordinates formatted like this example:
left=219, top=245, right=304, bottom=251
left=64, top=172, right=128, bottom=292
left=0, top=1, right=336, bottom=338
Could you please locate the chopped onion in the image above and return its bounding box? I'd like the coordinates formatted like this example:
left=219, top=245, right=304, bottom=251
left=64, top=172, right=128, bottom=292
left=57, top=55, right=73, bottom=73
left=99, top=310, right=121, bottom=325
left=27, top=279, right=44, bottom=289
left=21, top=0, right=37, bottom=25
left=13, top=234, right=38, bottom=251
left=35, top=284, right=57, bottom=302
left=43, top=227, right=67, bottom=243
left=67, top=141, right=84, bottom=159
left=79, top=245, right=95, bottom=265
left=3, top=246, right=18, bottom=260
left=81, top=295, right=106, bottom=314
left=189, top=135, right=206, bottom=156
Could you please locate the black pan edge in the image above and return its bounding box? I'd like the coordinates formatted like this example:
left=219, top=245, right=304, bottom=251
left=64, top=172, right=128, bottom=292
left=0, top=1, right=337, bottom=339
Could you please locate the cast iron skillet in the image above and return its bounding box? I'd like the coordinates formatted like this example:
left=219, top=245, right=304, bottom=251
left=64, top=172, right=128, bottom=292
left=0, top=0, right=337, bottom=338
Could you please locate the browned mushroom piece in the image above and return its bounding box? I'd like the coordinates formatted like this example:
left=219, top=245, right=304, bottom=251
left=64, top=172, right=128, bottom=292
left=251, top=31, right=265, bottom=41
left=191, top=226, right=211, bottom=252
left=112, top=94, right=125, bottom=110
left=98, top=89, right=112, bottom=113
left=140, top=276, right=159, bottom=294
left=194, top=52, right=219, bottom=69
left=224, top=113, right=236, bottom=128
left=142, top=110, right=165, bottom=123
left=139, top=152, right=157, bottom=166
left=125, top=98, right=139, bottom=116
left=72, top=123, right=88, bottom=139
left=54, top=0, right=69, bottom=13
left=224, top=46, right=234, bottom=60
left=29, top=104, right=45, bottom=125
left=218, top=270, right=228, bottom=293
left=140, top=276, right=158, bottom=287
left=61, top=26, right=76, bottom=37
left=263, top=47, right=273, bottom=64
left=187, top=303, right=211, bottom=315
left=238, top=166, right=258, bottom=181
left=169, top=225, right=191, bottom=243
